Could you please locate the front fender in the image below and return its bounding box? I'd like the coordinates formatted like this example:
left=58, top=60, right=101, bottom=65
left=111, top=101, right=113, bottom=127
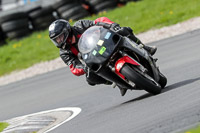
left=115, top=56, right=140, bottom=79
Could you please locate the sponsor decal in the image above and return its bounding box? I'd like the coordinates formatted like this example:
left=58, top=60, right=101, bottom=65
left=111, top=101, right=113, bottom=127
left=97, top=40, right=104, bottom=46
left=92, top=50, right=97, bottom=55
left=99, top=46, right=106, bottom=55
left=104, top=32, right=111, bottom=39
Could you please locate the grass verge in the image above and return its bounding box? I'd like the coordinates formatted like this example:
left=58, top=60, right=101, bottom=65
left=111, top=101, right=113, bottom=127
left=0, top=0, right=200, bottom=76
left=0, top=122, right=9, bottom=132
left=180, top=125, right=200, bottom=133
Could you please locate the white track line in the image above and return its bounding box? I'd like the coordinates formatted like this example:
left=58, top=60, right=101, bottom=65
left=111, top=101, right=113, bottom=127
left=3, top=107, right=81, bottom=133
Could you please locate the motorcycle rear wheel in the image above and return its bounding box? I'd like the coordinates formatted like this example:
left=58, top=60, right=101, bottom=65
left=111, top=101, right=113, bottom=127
left=120, top=64, right=162, bottom=95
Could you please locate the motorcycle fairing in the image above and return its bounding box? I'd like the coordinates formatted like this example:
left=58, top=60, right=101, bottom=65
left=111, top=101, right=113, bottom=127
left=79, top=26, right=122, bottom=71
left=78, top=26, right=160, bottom=84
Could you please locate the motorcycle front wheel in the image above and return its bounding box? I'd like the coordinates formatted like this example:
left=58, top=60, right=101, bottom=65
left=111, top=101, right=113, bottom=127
left=158, top=72, right=167, bottom=88
left=120, top=64, right=162, bottom=95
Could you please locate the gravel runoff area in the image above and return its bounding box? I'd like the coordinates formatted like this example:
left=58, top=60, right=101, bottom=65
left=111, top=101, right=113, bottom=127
left=0, top=17, right=200, bottom=86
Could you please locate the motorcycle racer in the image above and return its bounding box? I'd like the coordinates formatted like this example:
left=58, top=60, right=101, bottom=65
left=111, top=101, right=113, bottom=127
left=49, top=17, right=157, bottom=96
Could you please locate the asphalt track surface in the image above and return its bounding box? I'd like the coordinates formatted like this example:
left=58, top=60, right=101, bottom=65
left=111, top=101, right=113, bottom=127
left=0, top=29, right=200, bottom=133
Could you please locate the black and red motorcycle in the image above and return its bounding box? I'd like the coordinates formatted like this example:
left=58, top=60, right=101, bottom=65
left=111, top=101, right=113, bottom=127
left=78, top=26, right=167, bottom=95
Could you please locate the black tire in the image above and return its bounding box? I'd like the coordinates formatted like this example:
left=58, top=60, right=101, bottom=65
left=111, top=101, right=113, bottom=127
left=1, top=18, right=29, bottom=33
left=25, top=6, right=42, bottom=14
left=32, top=14, right=55, bottom=24
left=0, top=11, right=28, bottom=24
left=32, top=14, right=55, bottom=30
left=57, top=3, right=79, bottom=14
left=61, top=6, right=87, bottom=20
left=6, top=28, right=31, bottom=39
left=120, top=64, right=162, bottom=95
left=117, top=0, right=128, bottom=4
left=0, top=27, right=5, bottom=46
left=34, top=22, right=51, bottom=30
left=52, top=0, right=74, bottom=9
left=29, top=6, right=53, bottom=19
left=158, top=72, right=167, bottom=88
left=70, top=11, right=89, bottom=20
left=89, top=0, right=105, bottom=7
left=29, top=5, right=55, bottom=30
left=93, top=0, right=117, bottom=13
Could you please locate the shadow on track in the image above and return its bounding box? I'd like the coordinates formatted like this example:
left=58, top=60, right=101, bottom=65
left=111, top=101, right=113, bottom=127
left=162, top=77, right=200, bottom=93
left=122, top=93, right=153, bottom=104
left=122, top=77, right=200, bottom=105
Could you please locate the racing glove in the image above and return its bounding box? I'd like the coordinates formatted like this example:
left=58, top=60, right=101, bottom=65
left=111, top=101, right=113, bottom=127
left=69, top=59, right=86, bottom=76
left=95, top=22, right=121, bottom=32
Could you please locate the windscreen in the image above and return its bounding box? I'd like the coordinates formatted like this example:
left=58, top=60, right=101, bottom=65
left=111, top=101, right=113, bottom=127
left=78, top=26, right=101, bottom=54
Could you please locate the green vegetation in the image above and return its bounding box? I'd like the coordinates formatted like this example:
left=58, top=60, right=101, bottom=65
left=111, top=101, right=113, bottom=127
left=180, top=125, right=200, bottom=133
left=1, top=0, right=200, bottom=76
left=0, top=122, right=9, bottom=132
left=0, top=31, right=59, bottom=76
left=88, top=0, right=200, bottom=33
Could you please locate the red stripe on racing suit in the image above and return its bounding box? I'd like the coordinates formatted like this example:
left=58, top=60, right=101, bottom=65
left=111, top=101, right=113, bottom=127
left=69, top=34, right=85, bottom=76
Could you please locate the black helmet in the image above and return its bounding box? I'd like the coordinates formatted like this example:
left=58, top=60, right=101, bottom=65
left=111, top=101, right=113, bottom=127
left=49, top=19, right=71, bottom=48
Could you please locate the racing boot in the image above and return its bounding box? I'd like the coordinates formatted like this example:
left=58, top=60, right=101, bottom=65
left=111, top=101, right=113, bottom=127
left=142, top=44, right=157, bottom=56
left=119, top=88, right=127, bottom=96
left=117, top=83, right=138, bottom=96
left=117, top=86, right=128, bottom=96
left=127, top=33, right=157, bottom=55
left=112, top=83, right=127, bottom=96
left=137, top=43, right=157, bottom=55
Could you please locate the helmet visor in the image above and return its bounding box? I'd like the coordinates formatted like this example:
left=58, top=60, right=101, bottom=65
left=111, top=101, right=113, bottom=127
left=51, top=30, right=69, bottom=48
